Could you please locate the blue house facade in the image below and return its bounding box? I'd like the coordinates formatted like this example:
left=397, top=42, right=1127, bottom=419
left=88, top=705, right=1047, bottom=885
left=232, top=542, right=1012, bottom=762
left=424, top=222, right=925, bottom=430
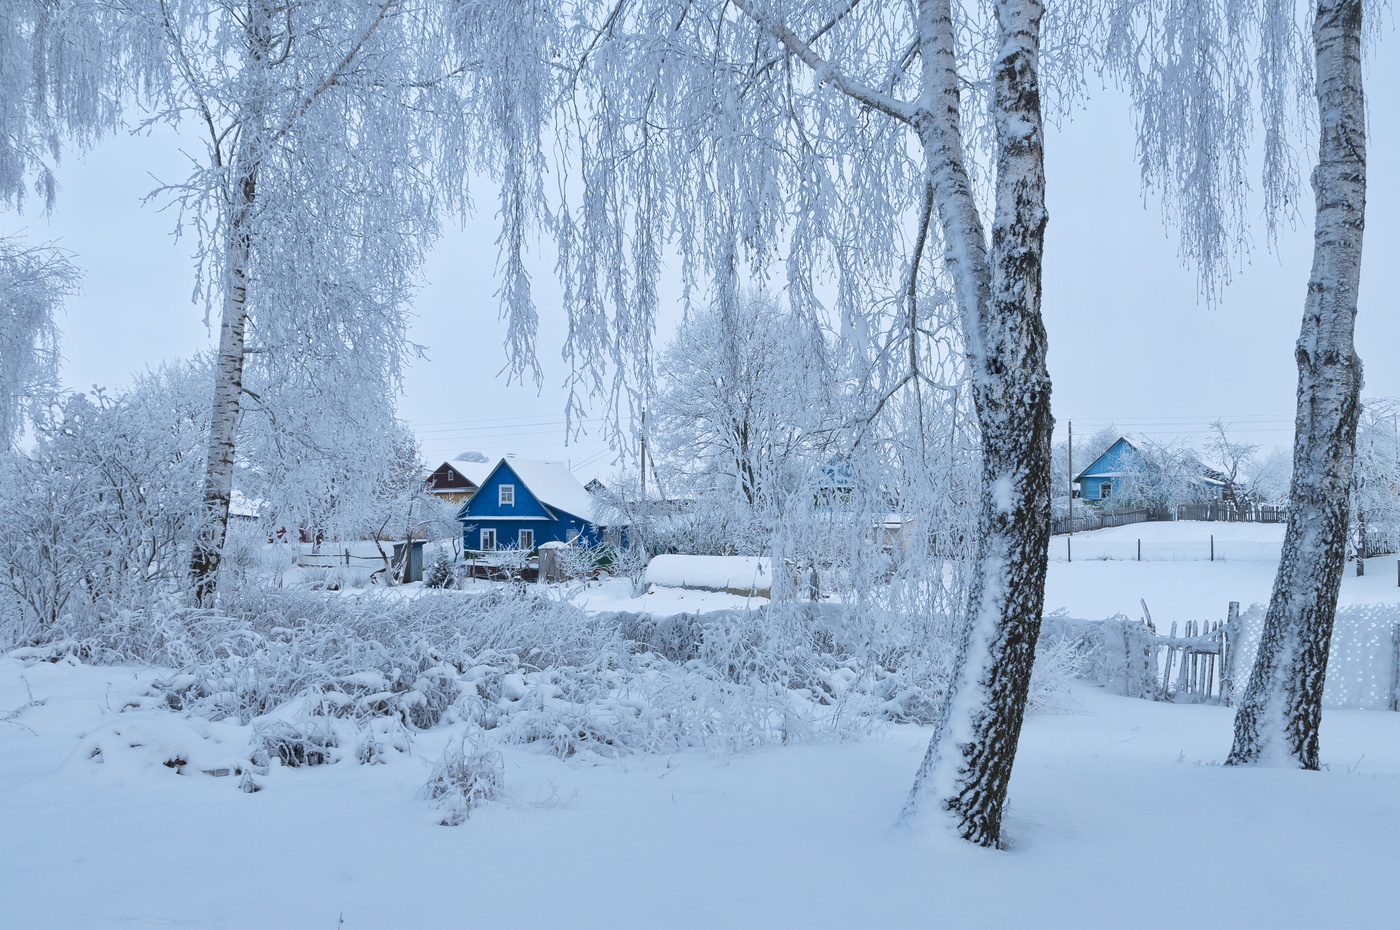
left=455, top=457, right=611, bottom=552
left=1076, top=437, right=1138, bottom=502
left=1075, top=437, right=1223, bottom=503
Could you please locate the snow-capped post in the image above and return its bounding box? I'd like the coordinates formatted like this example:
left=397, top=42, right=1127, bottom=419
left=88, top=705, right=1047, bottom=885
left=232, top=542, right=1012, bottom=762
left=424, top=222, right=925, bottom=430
left=1227, top=0, right=1365, bottom=768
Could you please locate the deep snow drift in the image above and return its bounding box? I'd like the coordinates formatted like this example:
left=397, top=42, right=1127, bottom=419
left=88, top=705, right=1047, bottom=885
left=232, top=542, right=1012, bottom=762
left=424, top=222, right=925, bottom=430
left=2, top=522, right=1398, bottom=929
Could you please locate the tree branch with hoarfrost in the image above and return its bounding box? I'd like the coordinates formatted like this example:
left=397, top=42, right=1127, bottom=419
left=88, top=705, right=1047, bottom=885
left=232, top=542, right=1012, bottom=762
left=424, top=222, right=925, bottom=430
left=1099, top=0, right=1377, bottom=769
left=561, top=0, right=1056, bottom=846
left=83, top=0, right=563, bottom=605
left=0, top=237, right=78, bottom=450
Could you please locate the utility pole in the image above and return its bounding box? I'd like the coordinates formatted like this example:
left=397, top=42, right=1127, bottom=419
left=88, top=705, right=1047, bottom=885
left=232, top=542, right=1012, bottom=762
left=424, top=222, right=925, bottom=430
left=1068, top=420, right=1074, bottom=536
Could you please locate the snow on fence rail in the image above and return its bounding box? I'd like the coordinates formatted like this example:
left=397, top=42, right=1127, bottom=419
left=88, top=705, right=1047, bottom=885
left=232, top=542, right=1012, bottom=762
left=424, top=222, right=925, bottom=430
left=1041, top=602, right=1400, bottom=711
left=1048, top=537, right=1282, bottom=562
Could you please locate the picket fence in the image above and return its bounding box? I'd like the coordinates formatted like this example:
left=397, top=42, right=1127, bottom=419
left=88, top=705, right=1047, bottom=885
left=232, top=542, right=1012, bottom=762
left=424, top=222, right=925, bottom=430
left=1041, top=601, right=1400, bottom=711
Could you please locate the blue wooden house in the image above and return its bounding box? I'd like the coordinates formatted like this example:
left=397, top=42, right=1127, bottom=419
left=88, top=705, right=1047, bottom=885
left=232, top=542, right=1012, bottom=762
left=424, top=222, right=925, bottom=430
left=455, top=456, right=613, bottom=552
left=1075, top=437, right=1223, bottom=503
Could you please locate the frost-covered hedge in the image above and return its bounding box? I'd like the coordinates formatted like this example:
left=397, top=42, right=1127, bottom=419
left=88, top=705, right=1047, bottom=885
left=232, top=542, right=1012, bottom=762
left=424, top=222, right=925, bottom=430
left=6, top=584, right=1097, bottom=820
left=1226, top=603, right=1400, bottom=711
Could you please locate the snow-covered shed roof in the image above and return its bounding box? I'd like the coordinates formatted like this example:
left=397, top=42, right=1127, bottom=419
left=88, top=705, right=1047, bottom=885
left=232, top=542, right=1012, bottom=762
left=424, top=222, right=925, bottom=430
left=498, top=457, right=597, bottom=523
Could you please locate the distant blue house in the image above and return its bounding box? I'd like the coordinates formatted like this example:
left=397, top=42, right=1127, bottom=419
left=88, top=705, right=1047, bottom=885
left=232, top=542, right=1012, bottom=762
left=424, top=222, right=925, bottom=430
left=455, top=456, right=614, bottom=552
left=1075, top=437, right=1223, bottom=503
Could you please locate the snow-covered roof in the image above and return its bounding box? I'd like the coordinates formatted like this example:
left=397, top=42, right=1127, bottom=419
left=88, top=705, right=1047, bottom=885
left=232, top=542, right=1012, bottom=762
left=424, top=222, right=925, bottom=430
left=498, top=457, right=597, bottom=523
left=452, top=462, right=493, bottom=486
left=229, top=489, right=264, bottom=519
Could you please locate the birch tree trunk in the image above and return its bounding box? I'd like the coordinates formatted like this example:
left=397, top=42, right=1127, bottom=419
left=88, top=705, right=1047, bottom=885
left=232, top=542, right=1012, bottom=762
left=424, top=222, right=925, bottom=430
left=188, top=159, right=255, bottom=606
left=903, top=0, right=1050, bottom=847
left=1226, top=0, right=1365, bottom=768
left=188, top=4, right=273, bottom=606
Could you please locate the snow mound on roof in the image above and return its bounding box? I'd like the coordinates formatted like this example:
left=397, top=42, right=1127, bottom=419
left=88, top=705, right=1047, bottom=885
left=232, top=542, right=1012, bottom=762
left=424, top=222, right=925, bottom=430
left=500, top=457, right=598, bottom=523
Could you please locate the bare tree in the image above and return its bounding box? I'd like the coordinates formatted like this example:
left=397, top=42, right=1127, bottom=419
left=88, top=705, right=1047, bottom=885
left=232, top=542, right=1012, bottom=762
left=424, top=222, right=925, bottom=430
left=1349, top=399, right=1400, bottom=563
left=1206, top=419, right=1261, bottom=511
left=653, top=292, right=832, bottom=513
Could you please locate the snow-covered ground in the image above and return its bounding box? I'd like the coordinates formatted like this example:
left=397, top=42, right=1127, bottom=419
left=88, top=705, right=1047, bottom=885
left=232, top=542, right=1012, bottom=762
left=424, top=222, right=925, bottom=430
left=1045, top=521, right=1400, bottom=620
left=4, top=520, right=1400, bottom=929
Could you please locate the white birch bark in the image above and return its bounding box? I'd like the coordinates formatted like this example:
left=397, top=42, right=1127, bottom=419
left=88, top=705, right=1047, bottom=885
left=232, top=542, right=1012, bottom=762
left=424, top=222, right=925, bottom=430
left=901, top=0, right=1051, bottom=847
left=186, top=1, right=271, bottom=606
left=189, top=153, right=255, bottom=605
left=1226, top=0, right=1365, bottom=768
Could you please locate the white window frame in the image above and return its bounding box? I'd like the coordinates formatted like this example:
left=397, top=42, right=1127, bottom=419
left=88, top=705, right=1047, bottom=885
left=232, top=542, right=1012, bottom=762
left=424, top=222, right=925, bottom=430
left=498, top=483, right=515, bottom=506
left=566, top=528, right=579, bottom=543
left=479, top=528, right=496, bottom=550
left=1099, top=481, right=1112, bottom=500
left=518, top=529, right=534, bottom=550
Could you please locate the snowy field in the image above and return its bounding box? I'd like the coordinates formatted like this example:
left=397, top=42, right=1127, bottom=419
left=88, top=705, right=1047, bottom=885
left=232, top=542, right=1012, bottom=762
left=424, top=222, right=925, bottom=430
left=1046, top=521, right=1400, bottom=620
left=3, top=521, right=1400, bottom=929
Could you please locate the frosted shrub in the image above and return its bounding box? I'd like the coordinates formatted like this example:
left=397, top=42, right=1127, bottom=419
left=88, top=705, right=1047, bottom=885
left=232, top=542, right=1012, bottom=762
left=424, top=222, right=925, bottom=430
left=252, top=718, right=340, bottom=768
left=423, top=551, right=455, bottom=589
left=1027, top=634, right=1087, bottom=714
left=422, top=732, right=504, bottom=825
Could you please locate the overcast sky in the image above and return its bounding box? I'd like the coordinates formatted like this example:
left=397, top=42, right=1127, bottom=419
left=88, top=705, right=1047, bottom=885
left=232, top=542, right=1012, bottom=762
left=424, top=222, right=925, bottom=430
left=9, top=46, right=1398, bottom=480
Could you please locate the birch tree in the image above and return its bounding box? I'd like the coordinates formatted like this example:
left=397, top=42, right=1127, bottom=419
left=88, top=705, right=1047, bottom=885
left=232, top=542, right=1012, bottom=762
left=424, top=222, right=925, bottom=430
left=1102, top=0, right=1369, bottom=767
left=562, top=0, right=1056, bottom=846
left=98, top=0, right=559, bottom=604
left=1218, top=0, right=1365, bottom=769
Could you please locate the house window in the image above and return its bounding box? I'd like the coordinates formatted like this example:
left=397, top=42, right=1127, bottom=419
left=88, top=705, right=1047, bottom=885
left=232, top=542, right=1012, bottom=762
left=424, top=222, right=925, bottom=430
left=566, top=528, right=579, bottom=543
left=1099, top=481, right=1112, bottom=500
left=480, top=528, right=496, bottom=550
left=518, top=529, right=534, bottom=550
left=499, top=484, right=515, bottom=506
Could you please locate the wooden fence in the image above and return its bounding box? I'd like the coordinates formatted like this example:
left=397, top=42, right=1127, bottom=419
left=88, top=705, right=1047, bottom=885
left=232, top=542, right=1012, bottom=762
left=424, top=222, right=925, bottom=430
left=1051, top=509, right=1153, bottom=536
left=1053, top=503, right=1288, bottom=537
left=1174, top=502, right=1288, bottom=523
left=1041, top=601, right=1400, bottom=710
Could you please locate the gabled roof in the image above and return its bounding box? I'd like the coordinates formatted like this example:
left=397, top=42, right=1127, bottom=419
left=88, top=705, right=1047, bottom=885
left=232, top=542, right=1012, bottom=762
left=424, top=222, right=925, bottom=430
left=424, top=461, right=486, bottom=492
left=1075, top=437, right=1228, bottom=487
left=476, top=456, right=597, bottom=523
left=1075, top=437, right=1138, bottom=482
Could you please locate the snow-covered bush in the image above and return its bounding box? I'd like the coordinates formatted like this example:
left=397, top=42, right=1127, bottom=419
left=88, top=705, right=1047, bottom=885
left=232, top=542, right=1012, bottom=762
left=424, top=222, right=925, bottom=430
left=0, top=369, right=208, bottom=636
left=423, top=550, right=456, bottom=589
left=1027, top=634, right=1088, bottom=714
left=422, top=731, right=504, bottom=825
left=251, top=718, right=341, bottom=768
